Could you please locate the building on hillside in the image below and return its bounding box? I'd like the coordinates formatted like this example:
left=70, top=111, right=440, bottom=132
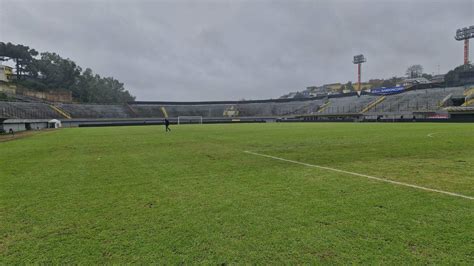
left=280, top=92, right=297, bottom=99
left=322, top=83, right=342, bottom=94
left=0, top=65, right=14, bottom=82
left=300, top=90, right=312, bottom=97
left=306, top=86, right=330, bottom=97
left=402, top=77, right=430, bottom=87
left=354, top=82, right=372, bottom=91
left=430, top=74, right=445, bottom=83
left=368, top=79, right=384, bottom=85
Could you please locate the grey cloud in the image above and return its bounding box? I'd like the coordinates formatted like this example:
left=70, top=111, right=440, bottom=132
left=1, top=0, right=473, bottom=101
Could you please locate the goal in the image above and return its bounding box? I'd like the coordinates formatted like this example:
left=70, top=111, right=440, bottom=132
left=177, top=116, right=203, bottom=125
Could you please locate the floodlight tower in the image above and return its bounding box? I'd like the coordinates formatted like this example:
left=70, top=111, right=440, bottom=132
left=353, top=54, right=366, bottom=91
left=455, top=26, right=474, bottom=65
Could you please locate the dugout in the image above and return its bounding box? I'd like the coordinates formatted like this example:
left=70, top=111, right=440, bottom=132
left=0, top=119, right=50, bottom=133
left=446, top=106, right=474, bottom=121
left=48, top=119, right=62, bottom=129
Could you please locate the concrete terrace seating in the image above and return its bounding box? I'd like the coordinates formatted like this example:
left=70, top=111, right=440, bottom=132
left=0, top=86, right=467, bottom=120
left=129, top=104, right=166, bottom=118
left=0, top=101, right=63, bottom=119
left=130, top=99, right=324, bottom=118
left=366, top=87, right=466, bottom=115
left=129, top=104, right=225, bottom=118
left=235, top=100, right=323, bottom=117
left=58, top=103, right=133, bottom=119
left=319, top=95, right=379, bottom=114
left=165, top=104, right=227, bottom=118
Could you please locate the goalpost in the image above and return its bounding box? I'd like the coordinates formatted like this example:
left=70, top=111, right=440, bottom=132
left=177, top=116, right=203, bottom=125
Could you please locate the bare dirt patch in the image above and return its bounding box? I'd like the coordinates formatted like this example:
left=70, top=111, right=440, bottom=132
left=0, top=129, right=56, bottom=143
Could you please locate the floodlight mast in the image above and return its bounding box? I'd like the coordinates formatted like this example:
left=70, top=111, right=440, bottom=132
left=353, top=54, right=366, bottom=91
left=455, top=26, right=474, bottom=65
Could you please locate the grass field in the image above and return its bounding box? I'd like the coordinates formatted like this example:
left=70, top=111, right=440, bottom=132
left=1, top=123, right=473, bottom=264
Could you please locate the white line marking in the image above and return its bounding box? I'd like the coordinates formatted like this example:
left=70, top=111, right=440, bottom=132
left=427, top=132, right=440, bottom=138
left=244, top=151, right=473, bottom=200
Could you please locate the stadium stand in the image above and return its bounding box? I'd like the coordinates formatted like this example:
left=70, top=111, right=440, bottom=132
left=57, top=103, right=134, bottom=119
left=49, top=105, right=71, bottom=119
left=127, top=104, right=167, bottom=118
left=1, top=86, right=471, bottom=122
left=318, top=95, right=379, bottom=114
left=365, top=87, right=466, bottom=116
left=0, top=101, right=63, bottom=119
left=129, top=99, right=325, bottom=118
left=463, top=86, right=474, bottom=106
left=361, top=96, right=386, bottom=113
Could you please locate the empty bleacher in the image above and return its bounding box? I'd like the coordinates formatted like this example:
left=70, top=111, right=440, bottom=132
left=463, top=86, right=474, bottom=106
left=57, top=103, right=133, bottom=119
left=234, top=100, right=323, bottom=117
left=365, top=87, right=465, bottom=116
left=129, top=99, right=324, bottom=118
left=319, top=95, right=379, bottom=114
left=0, top=86, right=469, bottom=120
left=0, top=101, right=63, bottom=119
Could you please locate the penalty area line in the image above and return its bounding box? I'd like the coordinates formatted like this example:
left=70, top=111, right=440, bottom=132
left=244, top=150, right=473, bottom=200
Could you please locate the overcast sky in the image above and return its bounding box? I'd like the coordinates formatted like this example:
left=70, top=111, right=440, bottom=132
left=1, top=0, right=473, bottom=101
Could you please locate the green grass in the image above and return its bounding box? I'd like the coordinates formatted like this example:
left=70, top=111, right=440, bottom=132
left=1, top=123, right=473, bottom=264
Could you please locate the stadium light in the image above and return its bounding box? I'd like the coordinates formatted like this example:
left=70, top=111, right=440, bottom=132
left=353, top=54, right=366, bottom=64
left=455, top=26, right=474, bottom=65
left=353, top=54, right=366, bottom=93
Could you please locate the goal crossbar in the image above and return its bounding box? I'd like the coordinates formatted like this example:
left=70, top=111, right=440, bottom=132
left=177, top=116, right=203, bottom=125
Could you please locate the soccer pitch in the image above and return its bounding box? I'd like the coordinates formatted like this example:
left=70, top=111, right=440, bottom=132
left=1, top=123, right=473, bottom=264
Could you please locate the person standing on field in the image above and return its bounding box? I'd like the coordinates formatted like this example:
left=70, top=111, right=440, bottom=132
left=164, top=118, right=171, bottom=132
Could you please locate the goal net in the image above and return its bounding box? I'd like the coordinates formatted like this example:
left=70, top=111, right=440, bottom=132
left=177, top=116, right=203, bottom=125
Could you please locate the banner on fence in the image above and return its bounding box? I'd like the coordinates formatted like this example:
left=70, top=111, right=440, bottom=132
left=370, top=86, right=405, bottom=95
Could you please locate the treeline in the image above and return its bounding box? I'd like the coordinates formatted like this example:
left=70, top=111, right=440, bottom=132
left=0, top=42, right=135, bottom=103
left=445, top=63, right=474, bottom=86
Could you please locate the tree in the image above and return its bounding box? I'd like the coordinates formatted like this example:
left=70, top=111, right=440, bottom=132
left=345, top=81, right=354, bottom=91
left=0, top=42, right=38, bottom=79
left=35, top=52, right=82, bottom=89
left=70, top=68, right=135, bottom=103
left=2, top=42, right=135, bottom=103
left=406, top=65, right=423, bottom=78
left=0, top=92, right=8, bottom=100
left=422, top=73, right=433, bottom=80
left=445, top=63, right=474, bottom=86
left=381, top=77, right=400, bottom=87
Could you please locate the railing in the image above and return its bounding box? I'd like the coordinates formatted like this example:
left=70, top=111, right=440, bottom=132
left=361, top=96, right=386, bottom=113
left=49, top=105, right=72, bottom=119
